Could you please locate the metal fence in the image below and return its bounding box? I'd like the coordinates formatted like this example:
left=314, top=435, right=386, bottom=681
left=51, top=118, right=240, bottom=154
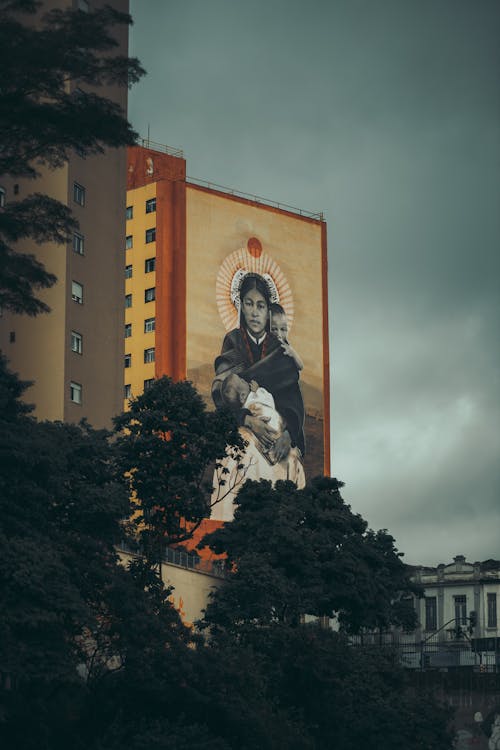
left=117, top=540, right=227, bottom=579
left=349, top=631, right=500, bottom=672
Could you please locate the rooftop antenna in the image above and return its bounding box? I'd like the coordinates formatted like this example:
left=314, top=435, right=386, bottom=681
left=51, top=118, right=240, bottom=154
left=147, top=123, right=150, bottom=148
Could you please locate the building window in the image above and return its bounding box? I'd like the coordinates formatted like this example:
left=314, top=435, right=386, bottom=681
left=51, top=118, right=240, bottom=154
left=124, top=323, right=132, bottom=338
left=145, top=197, right=156, bottom=214
left=144, top=378, right=155, bottom=391
left=73, top=182, right=85, bottom=206
left=145, top=227, right=156, bottom=243
left=144, top=347, right=155, bottom=364
left=9, top=331, right=15, bottom=343
left=424, top=597, right=437, bottom=631
left=0, top=187, right=5, bottom=208
left=454, top=595, right=467, bottom=626
left=144, top=287, right=155, bottom=303
left=145, top=257, right=156, bottom=273
left=124, top=384, right=132, bottom=400
left=71, top=330, right=82, bottom=354
left=144, top=317, right=155, bottom=333
left=126, top=205, right=133, bottom=220
left=73, top=231, right=84, bottom=255
left=70, top=381, right=82, bottom=404
left=125, top=264, right=132, bottom=279
left=124, top=353, right=132, bottom=369
left=488, top=594, right=497, bottom=628
left=125, top=294, right=132, bottom=308
left=125, top=235, right=133, bottom=250
left=72, top=281, right=83, bottom=304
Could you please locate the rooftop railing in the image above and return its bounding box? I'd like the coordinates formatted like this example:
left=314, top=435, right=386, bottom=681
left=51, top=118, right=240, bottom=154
left=187, top=175, right=324, bottom=221
left=137, top=137, right=184, bottom=159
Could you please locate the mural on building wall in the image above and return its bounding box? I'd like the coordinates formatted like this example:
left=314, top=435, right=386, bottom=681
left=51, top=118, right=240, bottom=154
left=210, top=239, right=307, bottom=520
left=185, top=190, right=328, bottom=520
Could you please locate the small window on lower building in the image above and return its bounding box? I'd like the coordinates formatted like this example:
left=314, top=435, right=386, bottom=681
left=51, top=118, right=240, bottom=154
left=425, top=596, right=437, bottom=631
left=73, top=231, right=84, bottom=255
left=72, top=280, right=83, bottom=304
left=126, top=235, right=133, bottom=250
left=124, top=353, right=132, bottom=368
left=124, top=384, right=132, bottom=400
left=124, top=323, right=132, bottom=338
left=71, top=330, right=82, bottom=354
left=145, top=197, right=156, bottom=214
left=70, top=381, right=82, bottom=404
left=0, top=187, right=5, bottom=208
left=145, top=227, right=156, bottom=243
left=9, top=331, right=15, bottom=343
left=144, top=347, right=155, bottom=363
left=145, top=257, right=156, bottom=273
left=144, top=378, right=155, bottom=391
left=125, top=264, right=133, bottom=279
left=125, top=294, right=132, bottom=308
left=144, top=287, right=155, bottom=303
left=126, top=205, right=133, bottom=220
left=454, top=595, right=467, bottom=626
left=144, top=317, right=155, bottom=333
left=488, top=593, right=497, bottom=628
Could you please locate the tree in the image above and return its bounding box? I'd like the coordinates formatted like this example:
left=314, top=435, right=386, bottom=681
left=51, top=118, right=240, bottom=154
left=0, top=358, right=452, bottom=748
left=199, top=477, right=453, bottom=749
left=0, top=0, right=145, bottom=315
left=0, top=356, right=208, bottom=748
left=0, top=355, right=127, bottom=685
left=202, top=476, right=421, bottom=634
left=114, top=376, right=244, bottom=570
left=222, top=622, right=453, bottom=750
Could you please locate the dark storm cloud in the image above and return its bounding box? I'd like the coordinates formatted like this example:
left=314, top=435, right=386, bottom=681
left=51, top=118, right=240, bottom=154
left=129, top=0, right=500, bottom=565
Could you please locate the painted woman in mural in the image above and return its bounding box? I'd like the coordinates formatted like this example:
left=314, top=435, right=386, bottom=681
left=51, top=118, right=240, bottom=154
left=211, top=272, right=305, bottom=520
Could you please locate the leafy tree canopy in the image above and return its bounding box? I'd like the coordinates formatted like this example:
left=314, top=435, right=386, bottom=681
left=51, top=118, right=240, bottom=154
left=0, top=359, right=452, bottom=749
left=0, top=356, right=203, bottom=748
left=0, top=0, right=145, bottom=315
left=215, top=622, right=453, bottom=750
left=114, top=376, right=243, bottom=566
left=199, top=477, right=452, bottom=749
left=202, top=476, right=421, bottom=634
left=0, top=359, right=303, bottom=749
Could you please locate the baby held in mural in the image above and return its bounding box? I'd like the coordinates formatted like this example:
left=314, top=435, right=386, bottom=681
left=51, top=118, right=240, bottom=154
left=211, top=271, right=305, bottom=521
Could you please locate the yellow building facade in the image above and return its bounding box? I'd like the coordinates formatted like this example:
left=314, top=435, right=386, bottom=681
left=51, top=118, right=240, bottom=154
left=124, top=181, right=159, bottom=402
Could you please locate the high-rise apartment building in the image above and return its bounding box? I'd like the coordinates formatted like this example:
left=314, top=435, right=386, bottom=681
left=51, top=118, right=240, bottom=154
left=0, top=0, right=130, bottom=428
left=125, top=143, right=330, bottom=479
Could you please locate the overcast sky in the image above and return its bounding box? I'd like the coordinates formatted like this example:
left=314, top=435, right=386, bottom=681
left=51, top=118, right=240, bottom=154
left=129, top=0, right=500, bottom=566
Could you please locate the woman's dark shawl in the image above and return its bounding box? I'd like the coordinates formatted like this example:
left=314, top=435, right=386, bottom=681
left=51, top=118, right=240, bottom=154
left=212, top=329, right=306, bottom=456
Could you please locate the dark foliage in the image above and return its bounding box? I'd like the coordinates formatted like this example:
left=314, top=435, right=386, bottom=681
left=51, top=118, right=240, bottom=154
left=203, top=476, right=421, bottom=634
left=200, top=477, right=453, bottom=749
left=114, top=376, right=243, bottom=565
left=0, top=359, right=452, bottom=748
